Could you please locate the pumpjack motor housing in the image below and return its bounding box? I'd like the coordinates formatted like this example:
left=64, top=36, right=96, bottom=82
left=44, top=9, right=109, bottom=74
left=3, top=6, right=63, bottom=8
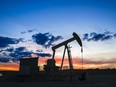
left=43, top=59, right=60, bottom=73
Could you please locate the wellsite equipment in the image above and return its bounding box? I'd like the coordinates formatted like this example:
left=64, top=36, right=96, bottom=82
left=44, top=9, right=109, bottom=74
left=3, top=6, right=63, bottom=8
left=43, top=32, right=83, bottom=80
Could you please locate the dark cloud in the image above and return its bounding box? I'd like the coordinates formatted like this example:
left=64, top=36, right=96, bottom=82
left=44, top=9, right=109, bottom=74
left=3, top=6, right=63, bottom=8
left=0, top=46, right=52, bottom=62
left=15, top=47, right=26, bottom=52
left=0, top=36, right=22, bottom=48
left=114, top=33, right=116, bottom=37
left=0, top=47, right=14, bottom=53
left=7, top=46, right=52, bottom=62
left=21, top=29, right=38, bottom=34
left=90, top=32, right=97, bottom=37
left=0, top=32, right=61, bottom=62
left=28, top=29, right=37, bottom=33
left=0, top=49, right=2, bottom=52
left=83, top=31, right=116, bottom=41
left=9, top=47, right=32, bottom=61
left=9, top=51, right=32, bottom=61
left=32, top=32, right=63, bottom=48
left=36, top=53, right=51, bottom=57
left=83, top=33, right=89, bottom=40
left=5, top=47, right=14, bottom=52
left=9, top=52, right=52, bottom=62
left=21, top=31, right=26, bottom=34
left=28, top=30, right=33, bottom=33
left=36, top=49, right=43, bottom=52
left=0, top=58, right=9, bottom=63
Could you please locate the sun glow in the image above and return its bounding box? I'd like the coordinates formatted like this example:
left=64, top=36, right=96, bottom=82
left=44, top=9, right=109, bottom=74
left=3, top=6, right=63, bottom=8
left=0, top=57, right=116, bottom=71
left=0, top=62, right=19, bottom=71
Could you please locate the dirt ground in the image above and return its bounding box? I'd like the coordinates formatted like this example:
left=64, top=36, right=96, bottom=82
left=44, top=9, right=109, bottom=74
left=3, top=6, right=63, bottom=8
left=0, top=75, right=116, bottom=87
left=0, top=70, right=116, bottom=87
left=0, top=79, right=116, bottom=87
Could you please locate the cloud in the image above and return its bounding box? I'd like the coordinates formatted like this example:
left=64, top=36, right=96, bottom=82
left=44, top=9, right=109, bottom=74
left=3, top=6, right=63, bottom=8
left=9, top=52, right=52, bottom=62
left=0, top=32, right=61, bottom=62
left=0, top=36, right=22, bottom=48
left=9, top=47, right=32, bottom=61
left=36, top=53, right=51, bottom=57
left=0, top=47, right=14, bottom=53
left=9, top=51, right=32, bottom=62
left=83, top=33, right=89, bottom=41
left=28, top=29, right=37, bottom=33
left=83, top=31, right=116, bottom=41
left=71, top=57, right=116, bottom=66
left=0, top=46, right=52, bottom=62
left=36, top=49, right=43, bottom=52
left=15, top=47, right=26, bottom=52
left=114, top=33, right=116, bottom=37
left=73, top=56, right=116, bottom=65
left=21, top=29, right=38, bottom=34
left=21, top=31, right=26, bottom=34
left=5, top=47, right=14, bottom=52
left=32, top=32, right=63, bottom=48
left=7, top=46, right=52, bottom=62
left=84, top=59, right=116, bottom=65
left=0, top=58, right=9, bottom=63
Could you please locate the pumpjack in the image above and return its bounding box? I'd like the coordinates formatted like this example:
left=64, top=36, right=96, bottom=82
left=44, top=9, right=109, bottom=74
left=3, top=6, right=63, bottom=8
left=43, top=32, right=83, bottom=80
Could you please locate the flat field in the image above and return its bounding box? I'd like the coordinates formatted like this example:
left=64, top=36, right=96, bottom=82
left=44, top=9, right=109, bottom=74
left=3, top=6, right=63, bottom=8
left=0, top=69, right=116, bottom=87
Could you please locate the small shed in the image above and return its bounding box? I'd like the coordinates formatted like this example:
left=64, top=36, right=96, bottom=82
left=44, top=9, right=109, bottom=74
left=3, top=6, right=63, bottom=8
left=19, top=58, right=39, bottom=76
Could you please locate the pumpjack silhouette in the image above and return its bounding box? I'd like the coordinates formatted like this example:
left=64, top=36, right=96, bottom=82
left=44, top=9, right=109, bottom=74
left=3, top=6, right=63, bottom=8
left=44, top=32, right=86, bottom=81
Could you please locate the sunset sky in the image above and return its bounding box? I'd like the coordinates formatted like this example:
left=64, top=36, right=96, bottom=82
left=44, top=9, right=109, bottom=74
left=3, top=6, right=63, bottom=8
left=0, top=0, right=116, bottom=71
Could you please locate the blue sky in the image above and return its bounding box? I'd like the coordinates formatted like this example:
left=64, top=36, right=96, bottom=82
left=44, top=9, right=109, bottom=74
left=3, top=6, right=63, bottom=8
left=0, top=0, right=116, bottom=69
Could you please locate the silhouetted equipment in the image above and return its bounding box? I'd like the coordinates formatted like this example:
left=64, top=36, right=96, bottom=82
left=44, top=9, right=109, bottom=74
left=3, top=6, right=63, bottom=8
left=43, top=32, right=84, bottom=80
left=43, top=59, right=60, bottom=73
left=19, top=58, right=39, bottom=76
left=52, top=32, right=82, bottom=51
